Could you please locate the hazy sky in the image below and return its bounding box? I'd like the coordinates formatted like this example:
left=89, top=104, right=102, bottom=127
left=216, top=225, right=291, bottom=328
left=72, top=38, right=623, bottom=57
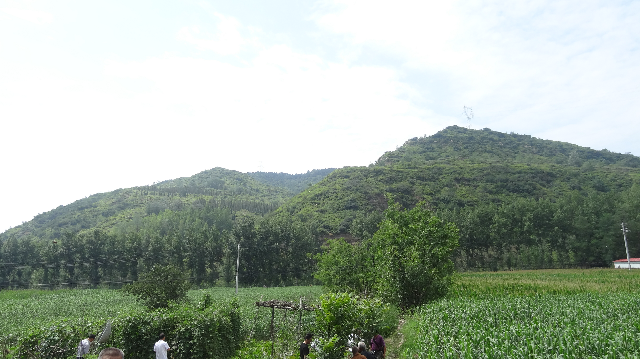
left=1, top=0, right=639, bottom=233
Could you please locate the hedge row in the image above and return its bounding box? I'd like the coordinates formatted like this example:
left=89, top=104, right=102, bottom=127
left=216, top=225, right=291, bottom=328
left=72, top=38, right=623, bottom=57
left=10, top=300, right=241, bottom=359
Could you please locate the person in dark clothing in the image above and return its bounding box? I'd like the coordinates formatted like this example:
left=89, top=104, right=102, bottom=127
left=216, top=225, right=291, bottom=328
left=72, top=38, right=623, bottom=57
left=300, top=333, right=313, bottom=359
left=358, top=341, right=375, bottom=359
left=370, top=334, right=386, bottom=359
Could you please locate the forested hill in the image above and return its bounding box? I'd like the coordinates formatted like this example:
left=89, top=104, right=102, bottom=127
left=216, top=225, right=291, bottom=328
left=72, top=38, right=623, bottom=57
left=379, top=126, right=640, bottom=168
left=276, top=126, right=640, bottom=268
left=0, top=167, right=335, bottom=242
left=3, top=125, right=640, bottom=278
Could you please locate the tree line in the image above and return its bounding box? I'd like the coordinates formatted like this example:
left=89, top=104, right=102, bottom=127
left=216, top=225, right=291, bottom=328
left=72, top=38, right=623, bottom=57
left=0, top=207, right=319, bottom=289
left=2, top=183, right=639, bottom=289
left=437, top=186, right=640, bottom=270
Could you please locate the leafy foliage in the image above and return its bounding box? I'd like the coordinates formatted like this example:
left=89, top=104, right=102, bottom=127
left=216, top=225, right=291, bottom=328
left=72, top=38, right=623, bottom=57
left=371, top=202, right=459, bottom=308
left=111, top=300, right=241, bottom=359
left=1, top=167, right=334, bottom=243
left=1, top=286, right=322, bottom=359
left=0, top=209, right=320, bottom=289
left=233, top=214, right=320, bottom=287
left=313, top=292, right=398, bottom=359
left=12, top=318, right=104, bottom=359
left=122, top=265, right=191, bottom=309
left=314, top=239, right=374, bottom=295
left=403, top=293, right=640, bottom=358
left=0, top=289, right=142, bottom=346
left=401, top=269, right=640, bottom=358
left=315, top=202, right=459, bottom=309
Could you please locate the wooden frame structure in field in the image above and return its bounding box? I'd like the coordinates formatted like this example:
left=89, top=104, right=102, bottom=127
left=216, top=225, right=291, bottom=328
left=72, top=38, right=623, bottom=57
left=255, top=299, right=317, bottom=358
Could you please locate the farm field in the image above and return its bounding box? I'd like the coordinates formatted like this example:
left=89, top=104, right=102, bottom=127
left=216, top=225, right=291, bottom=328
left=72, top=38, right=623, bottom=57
left=0, top=285, right=323, bottom=358
left=400, top=269, right=640, bottom=359
left=2, top=270, right=639, bottom=358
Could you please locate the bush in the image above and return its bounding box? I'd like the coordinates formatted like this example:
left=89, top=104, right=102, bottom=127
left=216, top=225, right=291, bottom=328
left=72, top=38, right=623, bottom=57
left=110, top=300, right=241, bottom=359
left=122, top=265, right=191, bottom=309
left=313, top=293, right=398, bottom=359
left=13, top=319, right=105, bottom=359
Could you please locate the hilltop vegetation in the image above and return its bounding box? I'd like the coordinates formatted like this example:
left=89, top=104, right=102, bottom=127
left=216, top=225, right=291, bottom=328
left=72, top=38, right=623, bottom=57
left=0, top=167, right=335, bottom=242
left=278, top=126, right=640, bottom=233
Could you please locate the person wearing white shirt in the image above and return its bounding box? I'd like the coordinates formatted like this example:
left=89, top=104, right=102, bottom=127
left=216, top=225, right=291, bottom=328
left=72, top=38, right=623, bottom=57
left=76, top=334, right=95, bottom=359
left=154, top=333, right=171, bottom=359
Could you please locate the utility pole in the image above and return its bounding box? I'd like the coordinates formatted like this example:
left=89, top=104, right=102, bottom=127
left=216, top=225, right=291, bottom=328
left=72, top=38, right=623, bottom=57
left=235, top=243, right=240, bottom=294
left=622, top=222, right=631, bottom=270
left=463, top=106, right=473, bottom=129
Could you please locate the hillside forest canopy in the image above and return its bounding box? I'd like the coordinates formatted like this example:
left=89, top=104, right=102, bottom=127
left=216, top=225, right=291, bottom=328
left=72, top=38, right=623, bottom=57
left=2, top=126, right=640, bottom=289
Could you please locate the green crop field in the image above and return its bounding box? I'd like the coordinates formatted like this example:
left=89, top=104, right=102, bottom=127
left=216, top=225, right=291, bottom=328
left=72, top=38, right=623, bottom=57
left=0, top=289, right=143, bottom=342
left=2, top=270, right=639, bottom=358
left=0, top=286, right=323, bottom=358
left=401, top=269, right=640, bottom=359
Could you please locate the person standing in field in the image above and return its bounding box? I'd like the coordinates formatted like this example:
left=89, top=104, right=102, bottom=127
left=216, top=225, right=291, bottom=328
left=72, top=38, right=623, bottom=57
left=98, top=347, right=124, bottom=359
left=154, top=333, right=171, bottom=359
left=76, top=333, right=95, bottom=359
left=300, top=333, right=313, bottom=359
left=370, top=333, right=386, bottom=359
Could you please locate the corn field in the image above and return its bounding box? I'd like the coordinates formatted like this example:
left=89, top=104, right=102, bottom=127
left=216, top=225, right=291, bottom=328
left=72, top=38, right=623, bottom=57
left=401, top=269, right=640, bottom=359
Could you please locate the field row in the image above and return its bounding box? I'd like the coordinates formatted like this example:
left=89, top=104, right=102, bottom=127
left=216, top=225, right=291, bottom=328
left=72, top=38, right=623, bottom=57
left=402, top=292, right=640, bottom=358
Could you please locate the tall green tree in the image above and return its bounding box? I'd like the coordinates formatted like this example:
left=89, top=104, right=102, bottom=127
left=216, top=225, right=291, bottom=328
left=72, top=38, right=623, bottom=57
left=122, top=264, right=190, bottom=309
left=315, top=201, right=459, bottom=309
left=370, top=201, right=459, bottom=308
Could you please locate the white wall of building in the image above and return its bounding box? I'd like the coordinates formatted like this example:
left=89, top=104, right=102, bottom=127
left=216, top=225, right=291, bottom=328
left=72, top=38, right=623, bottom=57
left=613, top=261, right=640, bottom=269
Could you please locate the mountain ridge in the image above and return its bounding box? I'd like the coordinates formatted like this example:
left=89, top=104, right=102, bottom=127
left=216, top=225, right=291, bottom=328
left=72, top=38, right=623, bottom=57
left=0, top=167, right=335, bottom=241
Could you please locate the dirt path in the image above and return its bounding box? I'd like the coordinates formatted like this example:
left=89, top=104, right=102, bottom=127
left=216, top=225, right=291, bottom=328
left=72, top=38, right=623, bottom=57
left=384, top=317, right=407, bottom=359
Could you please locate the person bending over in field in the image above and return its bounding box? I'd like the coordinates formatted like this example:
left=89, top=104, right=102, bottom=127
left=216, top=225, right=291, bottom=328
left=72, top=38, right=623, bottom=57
left=300, top=333, right=313, bottom=359
left=76, top=333, right=95, bottom=359
left=154, top=333, right=171, bottom=359
left=98, top=347, right=124, bottom=359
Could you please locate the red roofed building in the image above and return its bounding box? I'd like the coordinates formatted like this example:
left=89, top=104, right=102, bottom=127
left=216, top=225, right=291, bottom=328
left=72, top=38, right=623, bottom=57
left=613, top=258, right=640, bottom=269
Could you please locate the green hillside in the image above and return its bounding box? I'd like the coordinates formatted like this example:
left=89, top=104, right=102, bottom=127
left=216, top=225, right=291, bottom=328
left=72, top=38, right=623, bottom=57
left=276, top=126, right=640, bottom=269
left=278, top=126, right=640, bottom=234
left=0, top=167, right=335, bottom=242
left=3, top=125, right=640, bottom=287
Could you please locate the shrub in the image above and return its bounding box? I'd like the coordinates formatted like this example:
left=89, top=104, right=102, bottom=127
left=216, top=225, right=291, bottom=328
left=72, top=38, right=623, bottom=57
left=110, top=300, right=241, bottom=359
left=122, top=265, right=191, bottom=309
left=313, top=293, right=398, bottom=359
left=13, top=319, right=105, bottom=359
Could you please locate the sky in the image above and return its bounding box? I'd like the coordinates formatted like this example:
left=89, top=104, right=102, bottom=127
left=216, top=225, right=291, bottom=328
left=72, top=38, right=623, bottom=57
left=1, top=0, right=639, bottom=233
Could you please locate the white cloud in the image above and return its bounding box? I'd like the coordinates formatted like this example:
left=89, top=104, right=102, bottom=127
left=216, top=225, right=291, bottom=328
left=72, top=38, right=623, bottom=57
left=176, top=13, right=249, bottom=55
left=102, top=43, right=443, bottom=172
left=0, top=7, right=53, bottom=24
left=314, top=0, right=640, bottom=152
left=2, top=0, right=639, bottom=233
